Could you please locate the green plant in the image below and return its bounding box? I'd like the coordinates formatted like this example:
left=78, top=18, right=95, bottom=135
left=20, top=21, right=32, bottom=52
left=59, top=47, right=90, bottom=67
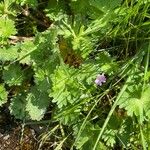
left=0, top=0, right=150, bottom=149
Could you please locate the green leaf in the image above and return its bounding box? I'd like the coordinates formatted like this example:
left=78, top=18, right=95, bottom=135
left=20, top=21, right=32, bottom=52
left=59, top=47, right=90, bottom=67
left=79, top=61, right=100, bottom=84
left=18, top=40, right=36, bottom=65
left=144, top=71, right=150, bottom=81
left=0, top=0, right=16, bottom=16
left=26, top=87, right=50, bottom=121
left=0, top=84, right=8, bottom=106
left=0, top=45, right=19, bottom=61
left=95, top=52, right=118, bottom=74
left=70, top=0, right=90, bottom=14
left=118, top=84, right=142, bottom=122
left=118, top=84, right=150, bottom=123
left=72, top=35, right=95, bottom=58
left=31, top=27, right=59, bottom=65
left=17, top=0, right=38, bottom=7
left=33, top=56, right=58, bottom=92
left=2, top=63, right=25, bottom=86
left=34, top=68, right=50, bottom=92
left=117, top=118, right=134, bottom=148
left=73, top=123, right=106, bottom=150
left=9, top=93, right=28, bottom=120
left=0, top=16, right=17, bottom=38
left=142, top=86, right=150, bottom=120
left=57, top=107, right=81, bottom=125
left=102, top=129, right=117, bottom=147
left=50, top=65, right=81, bottom=108
left=90, top=0, right=122, bottom=13
left=45, top=0, right=67, bottom=22
left=10, top=87, right=50, bottom=121
left=70, top=0, right=105, bottom=19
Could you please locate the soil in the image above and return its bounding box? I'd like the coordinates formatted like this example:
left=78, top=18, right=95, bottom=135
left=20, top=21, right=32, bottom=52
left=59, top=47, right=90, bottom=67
left=0, top=126, right=37, bottom=150
left=0, top=106, right=51, bottom=150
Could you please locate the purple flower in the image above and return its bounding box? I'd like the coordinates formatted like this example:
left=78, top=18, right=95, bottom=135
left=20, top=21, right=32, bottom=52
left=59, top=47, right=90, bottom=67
left=95, top=73, right=106, bottom=86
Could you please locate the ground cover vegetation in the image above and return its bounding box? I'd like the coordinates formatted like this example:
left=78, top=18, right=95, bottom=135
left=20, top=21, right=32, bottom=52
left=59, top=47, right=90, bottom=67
left=0, top=0, right=150, bottom=149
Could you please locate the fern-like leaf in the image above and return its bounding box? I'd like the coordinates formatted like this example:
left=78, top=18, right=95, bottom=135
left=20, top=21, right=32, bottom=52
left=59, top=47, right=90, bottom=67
left=50, top=65, right=81, bottom=108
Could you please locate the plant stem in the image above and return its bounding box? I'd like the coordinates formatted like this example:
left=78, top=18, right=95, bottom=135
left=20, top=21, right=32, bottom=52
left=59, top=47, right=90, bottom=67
left=93, top=76, right=131, bottom=150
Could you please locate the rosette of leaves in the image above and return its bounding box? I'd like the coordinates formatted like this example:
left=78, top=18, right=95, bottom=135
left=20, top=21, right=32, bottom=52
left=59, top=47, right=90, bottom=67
left=2, top=63, right=25, bottom=86
left=0, top=84, right=8, bottom=107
